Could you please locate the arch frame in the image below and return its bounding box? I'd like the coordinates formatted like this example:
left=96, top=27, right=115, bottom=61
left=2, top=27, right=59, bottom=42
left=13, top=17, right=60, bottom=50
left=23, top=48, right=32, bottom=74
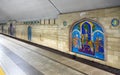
left=69, top=18, right=107, bottom=61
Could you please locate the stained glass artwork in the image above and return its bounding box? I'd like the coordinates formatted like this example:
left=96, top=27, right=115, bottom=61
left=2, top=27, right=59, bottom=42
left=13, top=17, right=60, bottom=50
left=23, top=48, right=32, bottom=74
left=111, top=18, right=119, bottom=27
left=63, top=21, right=67, bottom=26
left=71, top=20, right=104, bottom=60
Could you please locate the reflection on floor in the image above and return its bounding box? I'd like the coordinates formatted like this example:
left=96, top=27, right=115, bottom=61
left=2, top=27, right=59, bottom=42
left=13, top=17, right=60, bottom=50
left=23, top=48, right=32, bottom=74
left=0, top=34, right=114, bottom=75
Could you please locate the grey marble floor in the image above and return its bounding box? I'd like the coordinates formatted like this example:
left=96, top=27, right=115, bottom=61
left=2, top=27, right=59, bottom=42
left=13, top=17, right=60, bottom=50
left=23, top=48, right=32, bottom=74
left=0, top=35, right=114, bottom=75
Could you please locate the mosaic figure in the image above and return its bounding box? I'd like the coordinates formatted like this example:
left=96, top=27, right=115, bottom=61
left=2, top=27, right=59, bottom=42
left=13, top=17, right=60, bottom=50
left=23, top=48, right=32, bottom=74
left=72, top=20, right=104, bottom=60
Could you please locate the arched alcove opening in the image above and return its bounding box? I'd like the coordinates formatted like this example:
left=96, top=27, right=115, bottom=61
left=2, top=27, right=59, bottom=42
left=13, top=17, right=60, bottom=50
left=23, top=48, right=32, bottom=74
left=9, top=23, right=15, bottom=36
left=28, top=26, right=32, bottom=41
left=2, top=25, right=4, bottom=33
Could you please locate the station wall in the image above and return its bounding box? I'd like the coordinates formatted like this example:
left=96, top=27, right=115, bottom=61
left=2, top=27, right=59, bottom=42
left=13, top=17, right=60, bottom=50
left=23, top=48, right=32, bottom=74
left=0, top=7, right=120, bottom=69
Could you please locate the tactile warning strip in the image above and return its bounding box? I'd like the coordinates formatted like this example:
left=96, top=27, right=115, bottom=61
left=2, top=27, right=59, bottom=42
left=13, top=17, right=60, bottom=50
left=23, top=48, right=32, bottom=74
left=0, top=66, right=5, bottom=75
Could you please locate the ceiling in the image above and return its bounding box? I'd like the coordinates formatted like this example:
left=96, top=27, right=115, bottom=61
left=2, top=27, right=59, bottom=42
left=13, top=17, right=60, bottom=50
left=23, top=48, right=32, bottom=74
left=0, top=0, right=120, bottom=22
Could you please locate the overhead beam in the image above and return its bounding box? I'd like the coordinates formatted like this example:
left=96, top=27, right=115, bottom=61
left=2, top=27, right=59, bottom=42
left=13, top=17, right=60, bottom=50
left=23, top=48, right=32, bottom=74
left=48, top=0, right=61, bottom=14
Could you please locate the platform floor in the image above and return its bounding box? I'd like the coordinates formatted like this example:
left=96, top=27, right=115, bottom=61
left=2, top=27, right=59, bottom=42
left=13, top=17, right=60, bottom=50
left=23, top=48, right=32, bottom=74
left=0, top=34, right=114, bottom=75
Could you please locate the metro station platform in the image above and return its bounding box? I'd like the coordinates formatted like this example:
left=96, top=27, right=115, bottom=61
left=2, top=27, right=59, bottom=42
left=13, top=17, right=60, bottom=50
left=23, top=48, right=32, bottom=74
left=0, top=34, right=119, bottom=75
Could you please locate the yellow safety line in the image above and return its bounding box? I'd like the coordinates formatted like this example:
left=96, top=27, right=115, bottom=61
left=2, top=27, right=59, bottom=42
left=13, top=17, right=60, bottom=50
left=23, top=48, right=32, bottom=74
left=0, top=66, right=5, bottom=75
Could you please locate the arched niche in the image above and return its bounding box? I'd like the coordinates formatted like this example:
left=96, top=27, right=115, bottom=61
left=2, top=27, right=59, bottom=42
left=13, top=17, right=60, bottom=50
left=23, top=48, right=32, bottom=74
left=70, top=18, right=105, bottom=60
left=28, top=26, right=32, bottom=41
left=8, top=23, right=15, bottom=36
